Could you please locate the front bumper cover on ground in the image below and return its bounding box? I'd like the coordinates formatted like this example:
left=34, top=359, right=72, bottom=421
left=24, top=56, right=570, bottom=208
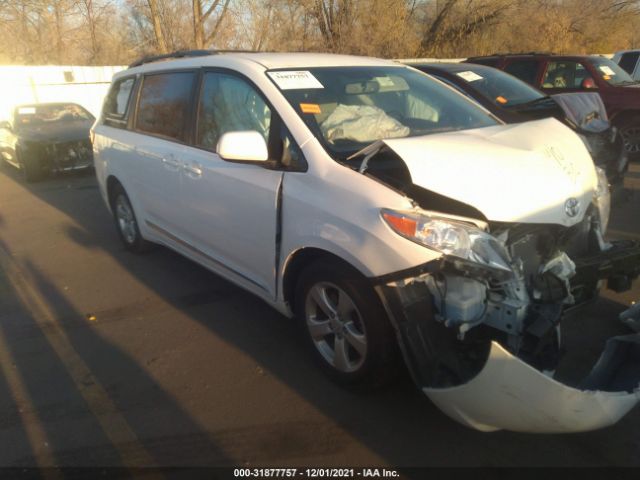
left=424, top=335, right=640, bottom=433
left=373, top=242, right=640, bottom=433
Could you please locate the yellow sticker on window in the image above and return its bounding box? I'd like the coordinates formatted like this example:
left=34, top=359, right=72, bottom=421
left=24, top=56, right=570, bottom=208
left=603, top=75, right=611, bottom=80
left=496, top=96, right=508, bottom=104
left=300, top=103, right=321, bottom=114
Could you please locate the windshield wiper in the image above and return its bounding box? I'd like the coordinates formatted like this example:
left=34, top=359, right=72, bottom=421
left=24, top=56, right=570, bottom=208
left=616, top=80, right=640, bottom=86
left=503, top=96, right=551, bottom=108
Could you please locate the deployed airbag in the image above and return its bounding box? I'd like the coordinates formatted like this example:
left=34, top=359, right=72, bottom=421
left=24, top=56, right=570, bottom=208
left=320, top=104, right=410, bottom=144
left=424, top=336, right=640, bottom=433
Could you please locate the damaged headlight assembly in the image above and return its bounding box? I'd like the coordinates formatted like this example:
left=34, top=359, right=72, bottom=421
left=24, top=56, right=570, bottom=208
left=381, top=208, right=512, bottom=274
left=594, top=166, right=611, bottom=235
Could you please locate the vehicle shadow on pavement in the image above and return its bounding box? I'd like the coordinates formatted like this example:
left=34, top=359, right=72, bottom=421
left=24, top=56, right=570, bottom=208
left=0, top=236, right=232, bottom=467
left=1, top=165, right=639, bottom=467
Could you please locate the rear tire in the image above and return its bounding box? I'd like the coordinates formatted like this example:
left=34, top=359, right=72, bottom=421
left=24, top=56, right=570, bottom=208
left=111, top=184, right=151, bottom=253
left=295, top=258, right=399, bottom=388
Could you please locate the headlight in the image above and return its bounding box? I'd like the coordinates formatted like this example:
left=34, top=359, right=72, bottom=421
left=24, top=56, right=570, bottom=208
left=594, top=166, right=610, bottom=234
left=381, top=209, right=513, bottom=273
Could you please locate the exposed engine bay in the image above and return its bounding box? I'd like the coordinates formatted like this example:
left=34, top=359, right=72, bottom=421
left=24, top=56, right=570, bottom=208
left=46, top=139, right=93, bottom=172
left=350, top=138, right=640, bottom=432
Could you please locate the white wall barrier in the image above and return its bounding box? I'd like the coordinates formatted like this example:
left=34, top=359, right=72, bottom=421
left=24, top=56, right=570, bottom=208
left=0, top=65, right=126, bottom=121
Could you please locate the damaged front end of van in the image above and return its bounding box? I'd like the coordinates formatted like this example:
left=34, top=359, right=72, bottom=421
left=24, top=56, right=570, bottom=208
left=356, top=119, right=640, bottom=433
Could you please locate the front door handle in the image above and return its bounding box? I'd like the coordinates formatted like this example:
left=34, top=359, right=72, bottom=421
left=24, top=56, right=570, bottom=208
left=183, top=162, right=203, bottom=178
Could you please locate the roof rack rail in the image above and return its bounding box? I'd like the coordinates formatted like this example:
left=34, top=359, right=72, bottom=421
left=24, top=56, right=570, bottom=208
left=128, top=49, right=214, bottom=68
left=128, top=49, right=257, bottom=69
left=467, top=51, right=554, bottom=59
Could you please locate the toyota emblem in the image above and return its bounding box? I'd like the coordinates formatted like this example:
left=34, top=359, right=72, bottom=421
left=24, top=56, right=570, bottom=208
left=564, top=197, right=580, bottom=218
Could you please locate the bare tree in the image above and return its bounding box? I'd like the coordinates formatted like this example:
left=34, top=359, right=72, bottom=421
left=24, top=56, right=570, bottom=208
left=2, top=0, right=640, bottom=65
left=418, top=0, right=515, bottom=57
left=146, top=0, right=168, bottom=53
left=192, top=0, right=231, bottom=49
left=312, top=0, right=355, bottom=52
left=77, top=0, right=100, bottom=61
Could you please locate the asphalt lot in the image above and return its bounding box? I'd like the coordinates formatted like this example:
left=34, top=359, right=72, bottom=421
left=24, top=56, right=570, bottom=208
left=0, top=160, right=639, bottom=469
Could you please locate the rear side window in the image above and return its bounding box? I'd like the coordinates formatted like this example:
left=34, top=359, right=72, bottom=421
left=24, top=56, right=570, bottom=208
left=619, top=52, right=640, bottom=75
left=135, top=72, right=196, bottom=142
left=542, top=61, right=592, bottom=89
left=504, top=60, right=540, bottom=86
left=103, top=77, right=135, bottom=127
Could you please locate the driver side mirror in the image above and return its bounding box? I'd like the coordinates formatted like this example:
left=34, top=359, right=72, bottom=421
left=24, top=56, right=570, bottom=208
left=0, top=121, right=11, bottom=131
left=581, top=77, right=597, bottom=89
left=217, top=131, right=269, bottom=163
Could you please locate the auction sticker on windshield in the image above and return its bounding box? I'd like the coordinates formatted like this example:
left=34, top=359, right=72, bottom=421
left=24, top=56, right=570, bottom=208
left=18, top=107, right=36, bottom=114
left=374, top=76, right=395, bottom=87
left=599, top=65, right=616, bottom=76
left=300, top=103, right=321, bottom=114
left=457, top=71, right=484, bottom=82
left=267, top=71, right=324, bottom=90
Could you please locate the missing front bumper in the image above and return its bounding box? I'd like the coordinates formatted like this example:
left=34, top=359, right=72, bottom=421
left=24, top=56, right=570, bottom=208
left=373, top=254, right=640, bottom=433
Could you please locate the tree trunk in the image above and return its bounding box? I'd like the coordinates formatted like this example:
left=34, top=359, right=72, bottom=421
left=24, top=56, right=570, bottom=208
left=192, top=0, right=204, bottom=48
left=147, top=0, right=168, bottom=53
left=53, top=2, right=64, bottom=63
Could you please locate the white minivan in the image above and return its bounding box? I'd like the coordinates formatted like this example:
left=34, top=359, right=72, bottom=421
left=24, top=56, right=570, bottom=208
left=93, top=51, right=640, bottom=434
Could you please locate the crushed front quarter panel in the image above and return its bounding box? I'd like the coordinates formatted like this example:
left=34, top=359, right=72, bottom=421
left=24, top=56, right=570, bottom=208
left=423, top=337, right=640, bottom=433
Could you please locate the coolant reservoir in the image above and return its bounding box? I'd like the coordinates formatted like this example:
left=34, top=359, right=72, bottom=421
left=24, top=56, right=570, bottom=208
left=443, top=276, right=486, bottom=325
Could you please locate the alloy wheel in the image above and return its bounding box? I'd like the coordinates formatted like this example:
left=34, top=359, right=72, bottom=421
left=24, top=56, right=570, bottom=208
left=304, top=281, right=367, bottom=373
left=621, top=126, right=640, bottom=154
left=115, top=194, right=137, bottom=245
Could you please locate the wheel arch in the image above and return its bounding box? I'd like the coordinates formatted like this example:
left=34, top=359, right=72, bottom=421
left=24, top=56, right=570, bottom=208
left=610, top=109, right=640, bottom=126
left=281, top=247, right=370, bottom=313
left=106, top=175, right=123, bottom=211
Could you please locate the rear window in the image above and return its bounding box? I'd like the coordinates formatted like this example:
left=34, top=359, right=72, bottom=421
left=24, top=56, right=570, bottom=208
left=135, top=72, right=196, bottom=142
left=16, top=104, right=94, bottom=126
left=504, top=60, right=540, bottom=86
left=619, top=52, right=640, bottom=75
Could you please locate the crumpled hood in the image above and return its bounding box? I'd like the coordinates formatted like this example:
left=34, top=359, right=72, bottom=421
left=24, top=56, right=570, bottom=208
left=364, top=118, right=598, bottom=226
left=551, top=92, right=610, bottom=133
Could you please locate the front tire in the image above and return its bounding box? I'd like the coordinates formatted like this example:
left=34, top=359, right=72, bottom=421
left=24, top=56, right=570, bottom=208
left=295, top=259, right=399, bottom=388
left=17, top=148, right=45, bottom=183
left=619, top=116, right=640, bottom=161
left=111, top=184, right=151, bottom=253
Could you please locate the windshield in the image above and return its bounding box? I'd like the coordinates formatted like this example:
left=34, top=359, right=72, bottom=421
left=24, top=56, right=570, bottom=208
left=15, top=104, right=94, bottom=126
left=450, top=65, right=546, bottom=107
left=590, top=57, right=637, bottom=86
left=268, top=66, right=498, bottom=158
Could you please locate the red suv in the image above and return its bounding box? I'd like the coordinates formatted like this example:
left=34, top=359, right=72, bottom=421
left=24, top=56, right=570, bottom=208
left=466, top=53, right=640, bottom=157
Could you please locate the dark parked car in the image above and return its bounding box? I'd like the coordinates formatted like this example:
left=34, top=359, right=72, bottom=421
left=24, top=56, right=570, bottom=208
left=410, top=62, right=628, bottom=187
left=0, top=102, right=94, bottom=182
left=465, top=53, right=640, bottom=158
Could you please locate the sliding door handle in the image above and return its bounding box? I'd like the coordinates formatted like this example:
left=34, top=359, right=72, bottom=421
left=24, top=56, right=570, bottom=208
left=162, top=157, right=182, bottom=170
left=183, top=163, right=202, bottom=177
